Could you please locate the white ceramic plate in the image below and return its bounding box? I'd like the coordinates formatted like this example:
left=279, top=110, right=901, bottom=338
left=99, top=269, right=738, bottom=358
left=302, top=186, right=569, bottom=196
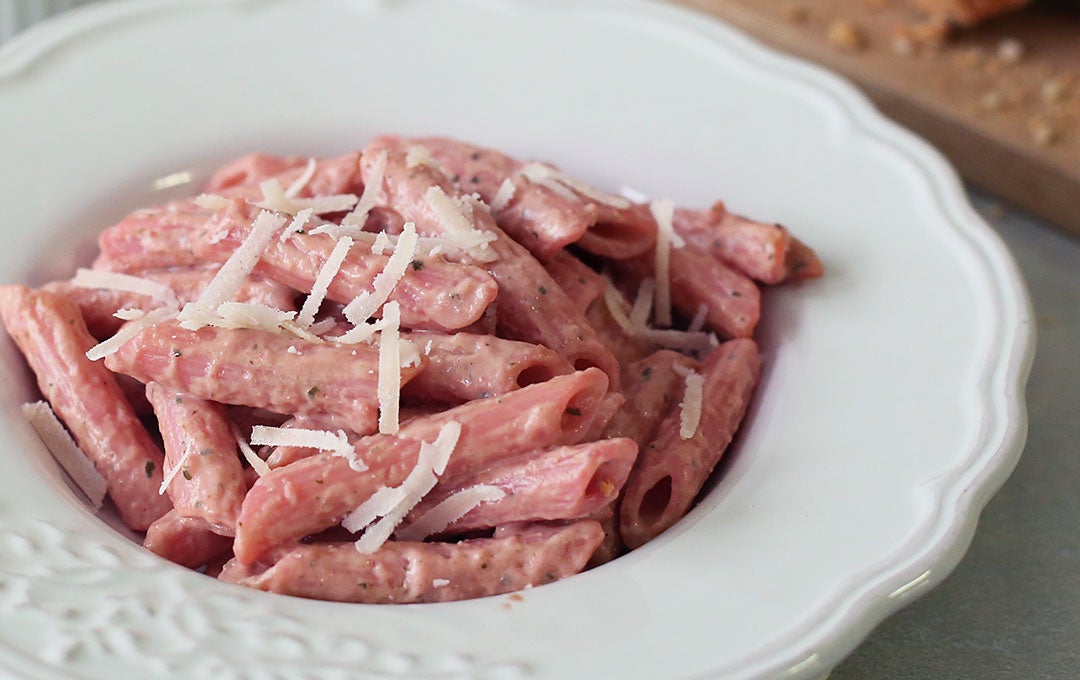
left=0, top=1, right=1034, bottom=678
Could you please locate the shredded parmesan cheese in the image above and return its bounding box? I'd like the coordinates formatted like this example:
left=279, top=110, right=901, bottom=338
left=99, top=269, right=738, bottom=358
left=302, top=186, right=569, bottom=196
left=86, top=307, right=175, bottom=361
left=249, top=425, right=364, bottom=471
left=673, top=364, right=704, bottom=439
left=433, top=578, right=450, bottom=588
left=113, top=308, right=145, bottom=321
left=396, top=484, right=506, bottom=541
left=194, top=193, right=231, bottom=210
left=284, top=158, right=317, bottom=198
left=601, top=277, right=636, bottom=335
left=651, top=198, right=682, bottom=328
left=255, top=178, right=358, bottom=216
left=350, top=421, right=461, bottom=553
left=178, top=209, right=286, bottom=329
left=297, top=235, right=353, bottom=328
left=377, top=301, right=402, bottom=435
left=159, top=441, right=195, bottom=495
left=342, top=222, right=418, bottom=325
left=405, top=145, right=440, bottom=171
left=423, top=186, right=498, bottom=262
left=489, top=178, right=516, bottom=212
left=71, top=268, right=179, bottom=308
left=234, top=428, right=271, bottom=477
left=518, top=163, right=631, bottom=208
left=341, top=150, right=388, bottom=229
left=21, top=401, right=107, bottom=508
left=629, top=278, right=655, bottom=330
left=279, top=207, right=314, bottom=243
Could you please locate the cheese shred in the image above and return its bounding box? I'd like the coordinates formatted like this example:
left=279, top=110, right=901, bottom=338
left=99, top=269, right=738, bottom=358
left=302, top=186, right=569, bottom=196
left=21, top=401, right=108, bottom=508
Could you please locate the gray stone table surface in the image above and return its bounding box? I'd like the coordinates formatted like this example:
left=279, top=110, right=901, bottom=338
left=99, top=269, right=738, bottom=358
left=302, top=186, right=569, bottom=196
left=2, top=4, right=1078, bottom=680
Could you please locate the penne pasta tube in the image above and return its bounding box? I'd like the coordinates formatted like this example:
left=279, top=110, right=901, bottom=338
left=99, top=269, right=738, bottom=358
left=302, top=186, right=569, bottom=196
left=412, top=136, right=656, bottom=260
left=402, top=331, right=574, bottom=404
left=673, top=204, right=823, bottom=284
left=232, top=368, right=609, bottom=564
left=616, top=245, right=761, bottom=340
left=399, top=438, right=637, bottom=538
left=785, top=237, right=825, bottom=281
left=94, top=201, right=211, bottom=273
left=620, top=339, right=760, bottom=549
left=45, top=268, right=296, bottom=339
left=542, top=248, right=607, bottom=313
left=220, top=520, right=604, bottom=604
left=145, top=382, right=247, bottom=536
left=363, top=135, right=622, bottom=386
left=0, top=286, right=171, bottom=531
left=584, top=502, right=623, bottom=569
left=144, top=510, right=234, bottom=569
left=104, top=320, right=419, bottom=434
left=205, top=152, right=363, bottom=201
left=582, top=390, right=627, bottom=442
left=604, top=350, right=700, bottom=449
left=193, top=199, right=498, bottom=332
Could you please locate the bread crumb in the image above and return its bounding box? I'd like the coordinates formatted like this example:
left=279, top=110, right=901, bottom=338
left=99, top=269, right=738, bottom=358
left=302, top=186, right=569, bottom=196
left=1028, top=117, right=1057, bottom=147
left=827, top=19, right=867, bottom=52
left=979, top=90, right=1005, bottom=112
left=1041, top=77, right=1066, bottom=105
left=997, top=38, right=1025, bottom=65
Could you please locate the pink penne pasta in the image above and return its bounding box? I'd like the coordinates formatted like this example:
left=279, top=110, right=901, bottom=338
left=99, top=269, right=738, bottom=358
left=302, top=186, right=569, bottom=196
left=582, top=391, right=627, bottom=442
left=413, top=136, right=656, bottom=260
left=144, top=510, right=234, bottom=569
left=620, top=339, right=760, bottom=549
left=605, top=350, right=700, bottom=449
left=192, top=199, right=498, bottom=331
left=401, top=438, right=637, bottom=537
left=673, top=204, right=824, bottom=284
left=205, top=152, right=363, bottom=200
left=232, top=368, right=609, bottom=564
left=402, top=331, right=574, bottom=404
left=45, top=267, right=296, bottom=339
left=617, top=245, right=761, bottom=340
left=785, top=237, right=825, bottom=280
left=542, top=248, right=607, bottom=313
left=362, top=135, right=622, bottom=386
left=0, top=286, right=170, bottom=531
left=104, top=320, right=420, bottom=434
left=220, top=520, right=603, bottom=604
left=145, top=382, right=247, bottom=536
left=584, top=502, right=622, bottom=568
left=94, top=200, right=210, bottom=273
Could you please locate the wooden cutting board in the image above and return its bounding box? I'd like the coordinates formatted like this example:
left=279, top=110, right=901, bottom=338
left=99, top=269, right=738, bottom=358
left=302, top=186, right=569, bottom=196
left=668, top=0, right=1080, bottom=234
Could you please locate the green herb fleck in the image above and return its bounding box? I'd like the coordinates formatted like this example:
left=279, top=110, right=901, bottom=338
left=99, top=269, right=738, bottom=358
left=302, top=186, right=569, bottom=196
left=171, top=349, right=182, bottom=358
left=641, top=366, right=653, bottom=381
left=565, top=407, right=583, bottom=417
left=411, top=260, right=424, bottom=271
left=144, top=460, right=156, bottom=478
left=182, top=469, right=192, bottom=481
left=307, top=385, right=320, bottom=399
left=538, top=286, right=548, bottom=295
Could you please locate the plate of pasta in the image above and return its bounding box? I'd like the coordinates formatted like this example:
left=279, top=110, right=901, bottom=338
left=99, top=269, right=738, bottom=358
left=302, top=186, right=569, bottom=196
left=0, top=1, right=1033, bottom=679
